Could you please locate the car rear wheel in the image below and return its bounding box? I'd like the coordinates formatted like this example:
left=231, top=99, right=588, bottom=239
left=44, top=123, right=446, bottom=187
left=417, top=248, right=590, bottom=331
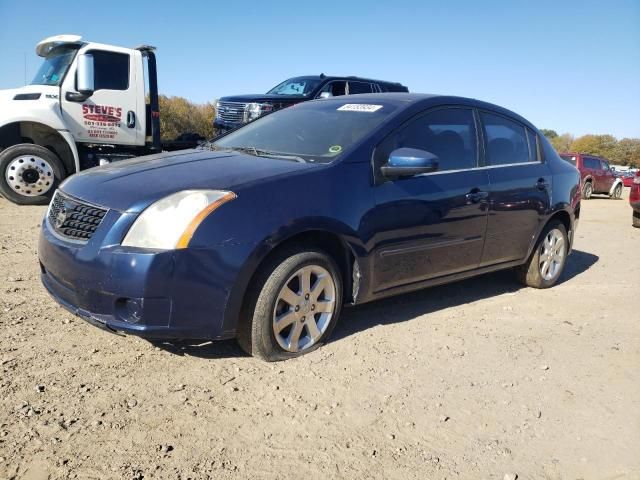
left=612, top=183, right=623, bottom=199
left=516, top=220, right=568, bottom=289
left=238, top=248, right=343, bottom=361
left=582, top=181, right=593, bottom=200
left=0, top=144, right=65, bottom=205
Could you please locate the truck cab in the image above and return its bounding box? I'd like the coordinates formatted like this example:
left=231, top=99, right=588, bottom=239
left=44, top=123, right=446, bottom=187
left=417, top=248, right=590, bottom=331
left=0, top=35, right=193, bottom=205
left=214, top=74, right=409, bottom=132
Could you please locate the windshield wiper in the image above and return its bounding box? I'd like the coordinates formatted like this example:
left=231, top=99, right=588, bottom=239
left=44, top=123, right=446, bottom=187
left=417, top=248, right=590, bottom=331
left=231, top=147, right=306, bottom=163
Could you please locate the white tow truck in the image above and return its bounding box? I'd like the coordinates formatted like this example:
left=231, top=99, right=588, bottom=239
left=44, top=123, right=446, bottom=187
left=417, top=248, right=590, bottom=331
left=0, top=35, right=203, bottom=205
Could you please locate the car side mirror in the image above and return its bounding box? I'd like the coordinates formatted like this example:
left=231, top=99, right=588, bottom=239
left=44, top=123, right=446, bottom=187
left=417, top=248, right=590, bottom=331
left=381, top=148, right=439, bottom=178
left=76, top=53, right=95, bottom=96
left=318, top=92, right=332, bottom=99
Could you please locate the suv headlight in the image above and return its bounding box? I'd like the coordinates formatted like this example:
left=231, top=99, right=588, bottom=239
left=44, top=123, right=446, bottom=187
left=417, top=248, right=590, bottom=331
left=122, top=190, right=236, bottom=249
left=244, top=102, right=273, bottom=122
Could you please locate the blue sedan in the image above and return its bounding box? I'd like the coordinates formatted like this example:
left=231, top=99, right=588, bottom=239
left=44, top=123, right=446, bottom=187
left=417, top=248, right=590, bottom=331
left=39, top=94, right=581, bottom=361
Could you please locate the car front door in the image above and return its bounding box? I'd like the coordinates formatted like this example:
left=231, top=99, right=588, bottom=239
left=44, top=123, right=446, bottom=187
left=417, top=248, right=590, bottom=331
left=478, top=111, right=551, bottom=266
left=371, top=107, right=489, bottom=292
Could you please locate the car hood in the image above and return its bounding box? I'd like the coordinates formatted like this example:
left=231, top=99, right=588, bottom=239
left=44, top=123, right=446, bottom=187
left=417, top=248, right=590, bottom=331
left=60, top=149, right=316, bottom=213
left=219, top=94, right=307, bottom=104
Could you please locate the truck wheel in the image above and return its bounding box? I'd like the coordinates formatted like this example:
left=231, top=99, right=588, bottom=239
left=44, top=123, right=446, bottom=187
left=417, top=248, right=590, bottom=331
left=238, top=248, right=343, bottom=361
left=633, top=211, right=640, bottom=228
left=582, top=181, right=593, bottom=200
left=0, top=144, right=65, bottom=205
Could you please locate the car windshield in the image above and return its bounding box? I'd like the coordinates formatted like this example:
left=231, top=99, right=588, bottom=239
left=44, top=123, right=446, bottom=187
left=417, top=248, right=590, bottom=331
left=31, top=46, right=78, bottom=86
left=266, top=77, right=322, bottom=96
left=210, top=100, right=398, bottom=164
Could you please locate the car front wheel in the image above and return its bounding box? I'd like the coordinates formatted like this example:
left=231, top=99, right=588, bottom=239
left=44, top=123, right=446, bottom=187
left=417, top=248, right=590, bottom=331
left=238, top=248, right=343, bottom=361
left=516, top=220, right=568, bottom=289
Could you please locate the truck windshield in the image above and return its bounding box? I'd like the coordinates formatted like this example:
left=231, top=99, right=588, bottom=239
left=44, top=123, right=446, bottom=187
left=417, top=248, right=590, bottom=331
left=267, top=77, right=321, bottom=96
left=31, top=46, right=78, bottom=86
left=211, top=100, right=398, bottom=164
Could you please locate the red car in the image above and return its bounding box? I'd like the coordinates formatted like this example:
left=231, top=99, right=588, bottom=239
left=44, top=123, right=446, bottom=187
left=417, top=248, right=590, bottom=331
left=630, top=171, right=640, bottom=228
left=560, top=152, right=623, bottom=199
left=621, top=171, right=637, bottom=188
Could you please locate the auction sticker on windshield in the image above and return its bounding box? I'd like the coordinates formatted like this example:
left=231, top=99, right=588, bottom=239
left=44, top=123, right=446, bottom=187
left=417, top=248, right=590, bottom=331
left=337, top=104, right=383, bottom=112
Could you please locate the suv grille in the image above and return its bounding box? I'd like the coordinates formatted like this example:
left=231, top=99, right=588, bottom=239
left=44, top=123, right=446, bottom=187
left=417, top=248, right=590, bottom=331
left=47, top=191, right=107, bottom=242
left=216, top=101, right=246, bottom=125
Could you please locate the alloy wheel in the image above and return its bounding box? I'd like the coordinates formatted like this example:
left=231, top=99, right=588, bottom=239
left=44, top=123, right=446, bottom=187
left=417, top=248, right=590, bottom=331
left=538, top=228, right=566, bottom=281
left=272, top=265, right=336, bottom=353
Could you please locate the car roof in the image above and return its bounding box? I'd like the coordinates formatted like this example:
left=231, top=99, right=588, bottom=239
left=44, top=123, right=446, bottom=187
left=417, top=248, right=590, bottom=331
left=313, top=93, right=537, bottom=129
left=292, top=75, right=406, bottom=86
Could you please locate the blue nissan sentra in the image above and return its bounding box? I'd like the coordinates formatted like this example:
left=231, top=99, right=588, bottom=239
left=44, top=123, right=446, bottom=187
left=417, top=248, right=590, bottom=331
left=39, top=93, right=581, bottom=361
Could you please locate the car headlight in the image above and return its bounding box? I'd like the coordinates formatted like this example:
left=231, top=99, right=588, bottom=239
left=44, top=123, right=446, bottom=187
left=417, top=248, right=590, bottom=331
left=122, top=190, right=236, bottom=249
left=244, top=102, right=273, bottom=122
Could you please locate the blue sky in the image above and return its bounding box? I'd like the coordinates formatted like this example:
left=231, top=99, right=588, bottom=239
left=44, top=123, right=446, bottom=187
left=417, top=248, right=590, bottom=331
left=0, top=0, right=638, bottom=138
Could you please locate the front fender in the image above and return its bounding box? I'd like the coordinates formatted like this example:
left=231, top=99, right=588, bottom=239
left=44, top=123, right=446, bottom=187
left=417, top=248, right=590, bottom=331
left=609, top=178, right=623, bottom=196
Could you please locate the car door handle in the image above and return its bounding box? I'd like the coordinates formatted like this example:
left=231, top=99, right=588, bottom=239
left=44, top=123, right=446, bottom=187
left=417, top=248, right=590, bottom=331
left=466, top=190, right=489, bottom=203
left=127, top=111, right=136, bottom=128
left=536, top=178, right=550, bottom=190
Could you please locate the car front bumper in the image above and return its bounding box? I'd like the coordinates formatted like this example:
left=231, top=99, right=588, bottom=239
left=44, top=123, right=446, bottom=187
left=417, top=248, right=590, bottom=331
left=38, top=212, right=241, bottom=340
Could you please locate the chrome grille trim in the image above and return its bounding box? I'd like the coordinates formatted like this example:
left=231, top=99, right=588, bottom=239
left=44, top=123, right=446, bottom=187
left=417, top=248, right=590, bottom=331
left=47, top=191, right=108, bottom=242
left=216, top=101, right=247, bottom=124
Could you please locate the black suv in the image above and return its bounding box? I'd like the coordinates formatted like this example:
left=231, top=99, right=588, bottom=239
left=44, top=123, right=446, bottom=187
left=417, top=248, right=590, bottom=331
left=214, top=74, right=409, bottom=131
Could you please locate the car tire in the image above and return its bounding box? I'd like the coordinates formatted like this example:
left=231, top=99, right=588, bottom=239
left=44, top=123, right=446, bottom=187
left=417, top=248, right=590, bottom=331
left=581, top=181, right=593, bottom=200
left=633, top=211, right=640, bottom=228
left=238, top=248, right=343, bottom=361
left=0, top=144, right=65, bottom=205
left=516, top=220, right=568, bottom=289
left=611, top=183, right=623, bottom=199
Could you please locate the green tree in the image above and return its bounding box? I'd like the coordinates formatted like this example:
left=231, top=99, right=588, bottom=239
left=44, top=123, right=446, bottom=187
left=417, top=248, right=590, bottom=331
left=549, top=133, right=574, bottom=152
left=570, top=134, right=618, bottom=159
left=157, top=95, right=216, bottom=140
left=612, top=138, right=640, bottom=167
left=540, top=129, right=558, bottom=139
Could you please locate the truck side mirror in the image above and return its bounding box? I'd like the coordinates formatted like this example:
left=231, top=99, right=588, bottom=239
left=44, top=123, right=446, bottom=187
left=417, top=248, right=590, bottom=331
left=77, top=54, right=95, bottom=96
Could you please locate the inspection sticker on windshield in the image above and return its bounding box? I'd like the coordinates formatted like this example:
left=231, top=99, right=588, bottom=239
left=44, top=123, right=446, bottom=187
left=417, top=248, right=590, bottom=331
left=337, top=104, right=383, bottom=112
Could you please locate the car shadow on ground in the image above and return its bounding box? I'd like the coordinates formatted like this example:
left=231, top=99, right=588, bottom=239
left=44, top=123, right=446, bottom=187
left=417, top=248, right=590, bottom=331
left=149, top=249, right=598, bottom=359
left=333, top=249, right=599, bottom=341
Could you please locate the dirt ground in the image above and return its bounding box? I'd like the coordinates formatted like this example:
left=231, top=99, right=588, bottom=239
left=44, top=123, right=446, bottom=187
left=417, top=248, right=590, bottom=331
left=0, top=190, right=638, bottom=480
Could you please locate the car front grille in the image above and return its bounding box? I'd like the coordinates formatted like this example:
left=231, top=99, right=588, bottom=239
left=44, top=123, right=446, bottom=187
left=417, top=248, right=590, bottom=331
left=216, top=101, right=247, bottom=125
left=47, top=191, right=108, bottom=242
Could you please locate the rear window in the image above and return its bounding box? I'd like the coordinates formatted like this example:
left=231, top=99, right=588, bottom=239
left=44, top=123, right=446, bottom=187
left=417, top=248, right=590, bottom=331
left=560, top=154, right=577, bottom=165
left=481, top=112, right=531, bottom=165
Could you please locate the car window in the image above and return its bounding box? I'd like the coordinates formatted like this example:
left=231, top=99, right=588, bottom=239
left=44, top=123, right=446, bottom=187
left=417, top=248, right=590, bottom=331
left=213, top=100, right=399, bottom=164
left=481, top=112, right=530, bottom=166
left=560, top=154, right=577, bottom=165
left=316, top=81, right=347, bottom=98
left=526, top=129, right=539, bottom=162
left=348, top=81, right=374, bottom=94
left=88, top=50, right=129, bottom=91
left=601, top=160, right=610, bottom=171
left=584, top=157, right=600, bottom=169
left=375, top=107, right=478, bottom=172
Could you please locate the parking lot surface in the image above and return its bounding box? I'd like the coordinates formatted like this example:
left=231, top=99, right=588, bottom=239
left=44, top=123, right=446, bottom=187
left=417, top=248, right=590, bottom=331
left=1, top=191, right=638, bottom=479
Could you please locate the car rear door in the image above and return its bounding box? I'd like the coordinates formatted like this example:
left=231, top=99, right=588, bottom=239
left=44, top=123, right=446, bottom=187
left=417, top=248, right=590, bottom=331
left=478, top=111, right=551, bottom=266
left=371, top=107, right=489, bottom=291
